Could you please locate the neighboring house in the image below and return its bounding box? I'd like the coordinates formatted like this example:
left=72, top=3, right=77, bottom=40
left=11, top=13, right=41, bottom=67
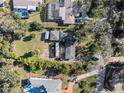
left=44, top=31, right=76, bottom=61
left=47, top=0, right=88, bottom=24
left=12, top=0, right=43, bottom=18
left=0, top=0, right=3, bottom=7
left=22, top=77, right=62, bottom=93
left=112, top=73, right=124, bottom=86
left=47, top=2, right=60, bottom=21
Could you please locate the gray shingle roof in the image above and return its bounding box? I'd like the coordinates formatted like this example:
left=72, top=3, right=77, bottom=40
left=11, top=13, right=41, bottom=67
left=47, top=3, right=60, bottom=20
left=65, top=43, right=75, bottom=60
left=45, top=31, right=76, bottom=60
left=29, top=78, right=62, bottom=93
left=50, top=31, right=60, bottom=41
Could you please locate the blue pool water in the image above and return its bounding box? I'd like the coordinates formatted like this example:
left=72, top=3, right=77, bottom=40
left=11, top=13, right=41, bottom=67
left=24, top=85, right=47, bottom=93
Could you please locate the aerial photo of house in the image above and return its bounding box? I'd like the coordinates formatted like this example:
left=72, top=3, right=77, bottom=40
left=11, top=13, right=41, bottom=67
left=0, top=0, right=124, bottom=93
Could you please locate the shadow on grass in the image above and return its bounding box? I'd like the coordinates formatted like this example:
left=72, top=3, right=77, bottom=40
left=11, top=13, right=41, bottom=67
left=23, top=35, right=32, bottom=41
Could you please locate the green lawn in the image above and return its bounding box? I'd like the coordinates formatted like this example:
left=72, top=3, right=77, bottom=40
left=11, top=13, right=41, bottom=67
left=74, top=76, right=97, bottom=93
left=21, top=12, right=41, bottom=23
left=79, top=33, right=95, bottom=47
left=13, top=32, right=47, bottom=56
left=21, top=11, right=68, bottom=29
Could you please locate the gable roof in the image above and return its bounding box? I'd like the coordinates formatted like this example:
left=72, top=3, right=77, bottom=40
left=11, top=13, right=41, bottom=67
left=26, top=78, right=62, bottom=93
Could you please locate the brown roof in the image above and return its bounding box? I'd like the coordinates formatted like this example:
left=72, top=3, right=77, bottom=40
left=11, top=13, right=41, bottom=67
left=64, top=0, right=75, bottom=24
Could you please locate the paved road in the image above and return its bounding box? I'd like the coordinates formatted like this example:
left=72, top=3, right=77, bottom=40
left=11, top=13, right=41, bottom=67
left=76, top=70, right=98, bottom=81
left=63, top=70, right=99, bottom=93
left=70, top=70, right=98, bottom=84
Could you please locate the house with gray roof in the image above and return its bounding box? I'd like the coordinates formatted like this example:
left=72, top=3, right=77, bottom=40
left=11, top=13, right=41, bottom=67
left=65, top=43, right=76, bottom=60
left=22, top=77, right=62, bottom=93
left=47, top=2, right=60, bottom=21
left=47, top=0, right=88, bottom=24
left=44, top=31, right=76, bottom=61
left=13, top=0, right=43, bottom=11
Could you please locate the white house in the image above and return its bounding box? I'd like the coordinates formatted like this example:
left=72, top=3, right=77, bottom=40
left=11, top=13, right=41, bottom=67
left=0, top=0, right=3, bottom=7
left=13, top=0, right=43, bottom=11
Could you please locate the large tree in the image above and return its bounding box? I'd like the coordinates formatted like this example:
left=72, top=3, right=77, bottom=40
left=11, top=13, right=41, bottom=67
left=0, top=67, right=20, bottom=93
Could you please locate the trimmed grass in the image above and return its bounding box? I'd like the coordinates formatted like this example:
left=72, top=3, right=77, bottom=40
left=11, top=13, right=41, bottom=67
left=13, top=32, right=47, bottom=56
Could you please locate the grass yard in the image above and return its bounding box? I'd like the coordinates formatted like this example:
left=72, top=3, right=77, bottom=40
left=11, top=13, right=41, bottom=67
left=79, top=33, right=95, bottom=47
left=21, top=12, right=41, bottom=23
left=21, top=12, right=68, bottom=29
left=13, top=32, right=48, bottom=56
left=74, top=76, right=96, bottom=93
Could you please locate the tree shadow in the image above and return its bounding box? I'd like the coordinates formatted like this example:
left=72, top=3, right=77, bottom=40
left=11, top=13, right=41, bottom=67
left=21, top=52, right=33, bottom=58
left=44, top=67, right=59, bottom=77
left=23, top=35, right=32, bottom=41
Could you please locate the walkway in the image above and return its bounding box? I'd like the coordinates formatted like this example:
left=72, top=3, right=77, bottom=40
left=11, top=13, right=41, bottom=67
left=62, top=70, right=99, bottom=93
left=107, top=57, right=124, bottom=62
left=76, top=70, right=98, bottom=81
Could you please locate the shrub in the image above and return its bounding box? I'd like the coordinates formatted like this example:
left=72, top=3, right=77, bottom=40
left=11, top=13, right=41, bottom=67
left=11, top=12, right=21, bottom=20
left=23, top=34, right=35, bottom=41
left=14, top=32, right=26, bottom=40
left=30, top=33, right=36, bottom=39
left=29, top=21, right=42, bottom=31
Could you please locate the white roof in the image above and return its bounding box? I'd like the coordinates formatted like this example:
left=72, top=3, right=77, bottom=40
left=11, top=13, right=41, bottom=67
left=13, top=0, right=43, bottom=8
left=0, top=0, right=3, bottom=5
left=29, top=78, right=62, bottom=93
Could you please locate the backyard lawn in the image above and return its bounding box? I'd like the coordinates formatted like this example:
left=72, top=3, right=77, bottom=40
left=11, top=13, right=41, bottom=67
left=13, top=32, right=48, bottom=56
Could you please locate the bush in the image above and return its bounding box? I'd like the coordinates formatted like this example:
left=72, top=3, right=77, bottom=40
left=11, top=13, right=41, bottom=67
left=14, top=32, right=26, bottom=40
left=23, top=34, right=35, bottom=41
left=30, top=33, right=36, bottom=39
left=29, top=21, right=42, bottom=31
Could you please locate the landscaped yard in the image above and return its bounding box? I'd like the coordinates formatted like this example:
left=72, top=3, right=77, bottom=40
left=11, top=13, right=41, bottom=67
left=13, top=32, right=48, bottom=56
